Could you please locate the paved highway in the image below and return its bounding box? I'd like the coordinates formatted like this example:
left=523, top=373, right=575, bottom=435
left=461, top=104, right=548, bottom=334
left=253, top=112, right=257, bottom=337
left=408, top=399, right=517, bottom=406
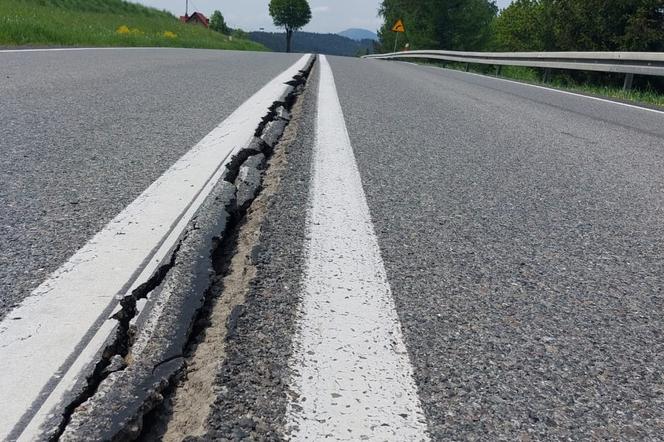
left=1, top=49, right=663, bottom=440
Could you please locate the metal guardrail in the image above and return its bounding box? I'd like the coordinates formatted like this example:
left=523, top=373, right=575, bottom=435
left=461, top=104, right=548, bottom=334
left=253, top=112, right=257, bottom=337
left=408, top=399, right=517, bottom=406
left=363, top=50, right=664, bottom=90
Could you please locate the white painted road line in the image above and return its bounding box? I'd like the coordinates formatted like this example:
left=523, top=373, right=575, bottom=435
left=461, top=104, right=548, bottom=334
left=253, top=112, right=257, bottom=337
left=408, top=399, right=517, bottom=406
left=0, top=47, right=167, bottom=53
left=0, top=54, right=312, bottom=441
left=286, top=55, right=429, bottom=440
left=417, top=62, right=664, bottom=116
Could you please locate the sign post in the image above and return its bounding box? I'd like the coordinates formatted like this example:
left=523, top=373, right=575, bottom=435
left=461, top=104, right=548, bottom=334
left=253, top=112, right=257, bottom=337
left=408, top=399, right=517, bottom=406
left=391, top=19, right=405, bottom=53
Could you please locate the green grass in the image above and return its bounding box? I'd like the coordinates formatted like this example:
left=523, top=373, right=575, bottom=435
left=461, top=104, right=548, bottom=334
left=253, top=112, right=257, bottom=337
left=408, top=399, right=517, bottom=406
left=500, top=66, right=664, bottom=108
left=419, top=61, right=664, bottom=109
left=549, top=81, right=664, bottom=108
left=0, top=0, right=267, bottom=51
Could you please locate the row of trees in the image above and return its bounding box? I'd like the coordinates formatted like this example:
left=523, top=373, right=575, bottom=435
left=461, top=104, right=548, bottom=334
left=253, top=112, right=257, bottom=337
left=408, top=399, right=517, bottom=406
left=378, top=0, right=664, bottom=53
left=494, top=0, right=664, bottom=52
left=379, top=0, right=497, bottom=51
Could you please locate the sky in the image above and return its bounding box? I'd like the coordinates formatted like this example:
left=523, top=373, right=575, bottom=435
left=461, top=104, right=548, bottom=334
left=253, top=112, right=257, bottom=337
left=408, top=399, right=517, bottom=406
left=135, top=0, right=513, bottom=34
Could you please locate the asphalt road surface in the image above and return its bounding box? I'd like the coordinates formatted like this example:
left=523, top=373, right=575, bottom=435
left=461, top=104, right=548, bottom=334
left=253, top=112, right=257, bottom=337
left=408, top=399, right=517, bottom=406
left=2, top=49, right=664, bottom=440
left=329, top=57, right=664, bottom=439
left=0, top=48, right=301, bottom=319
left=208, top=56, right=664, bottom=440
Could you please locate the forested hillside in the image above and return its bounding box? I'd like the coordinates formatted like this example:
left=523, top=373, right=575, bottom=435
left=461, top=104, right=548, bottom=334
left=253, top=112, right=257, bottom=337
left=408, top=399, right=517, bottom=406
left=339, top=28, right=379, bottom=41
left=249, top=31, right=376, bottom=56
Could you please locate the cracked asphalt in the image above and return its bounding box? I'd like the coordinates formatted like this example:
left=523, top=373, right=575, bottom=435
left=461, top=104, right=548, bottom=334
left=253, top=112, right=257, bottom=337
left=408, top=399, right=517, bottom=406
left=205, top=62, right=318, bottom=440
left=0, top=48, right=301, bottom=319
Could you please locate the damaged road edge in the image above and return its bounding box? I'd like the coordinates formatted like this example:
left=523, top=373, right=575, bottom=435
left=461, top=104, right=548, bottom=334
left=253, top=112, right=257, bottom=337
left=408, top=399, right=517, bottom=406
left=41, top=55, right=316, bottom=442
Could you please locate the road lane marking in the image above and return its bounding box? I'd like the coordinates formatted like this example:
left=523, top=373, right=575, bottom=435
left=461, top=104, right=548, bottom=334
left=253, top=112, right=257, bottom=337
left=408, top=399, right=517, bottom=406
left=0, top=47, right=168, bottom=53
left=0, top=54, right=312, bottom=441
left=286, top=55, right=429, bottom=440
left=415, top=62, right=664, bottom=116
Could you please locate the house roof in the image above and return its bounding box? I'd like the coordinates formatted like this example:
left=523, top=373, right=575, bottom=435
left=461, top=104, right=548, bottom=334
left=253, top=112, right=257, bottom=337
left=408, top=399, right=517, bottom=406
left=179, top=12, right=209, bottom=27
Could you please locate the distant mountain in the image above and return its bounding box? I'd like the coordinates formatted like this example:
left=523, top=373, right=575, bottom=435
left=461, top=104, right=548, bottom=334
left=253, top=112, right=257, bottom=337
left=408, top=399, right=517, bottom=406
left=249, top=31, right=377, bottom=57
left=338, top=28, right=379, bottom=42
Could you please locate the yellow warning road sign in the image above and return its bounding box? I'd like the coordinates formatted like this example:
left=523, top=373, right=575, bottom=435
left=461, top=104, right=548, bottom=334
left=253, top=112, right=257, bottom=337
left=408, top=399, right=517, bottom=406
left=392, top=19, right=405, bottom=33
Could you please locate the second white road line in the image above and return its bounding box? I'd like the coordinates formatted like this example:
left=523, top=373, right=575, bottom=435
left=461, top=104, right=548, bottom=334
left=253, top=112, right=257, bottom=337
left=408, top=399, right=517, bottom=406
left=0, top=54, right=312, bottom=441
left=418, top=62, right=664, bottom=116
left=287, top=55, right=429, bottom=440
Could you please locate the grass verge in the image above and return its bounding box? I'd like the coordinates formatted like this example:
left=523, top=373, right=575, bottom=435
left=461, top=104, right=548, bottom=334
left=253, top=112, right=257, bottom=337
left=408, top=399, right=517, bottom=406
left=0, top=0, right=267, bottom=51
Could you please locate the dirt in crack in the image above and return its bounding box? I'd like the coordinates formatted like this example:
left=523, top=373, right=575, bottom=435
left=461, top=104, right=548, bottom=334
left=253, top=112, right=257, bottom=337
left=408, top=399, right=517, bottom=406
left=138, top=60, right=313, bottom=441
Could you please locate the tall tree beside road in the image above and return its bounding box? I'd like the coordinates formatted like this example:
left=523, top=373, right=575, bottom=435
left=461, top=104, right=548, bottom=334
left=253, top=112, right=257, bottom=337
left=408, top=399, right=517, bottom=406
left=378, top=0, right=498, bottom=51
left=268, top=0, right=312, bottom=53
left=209, top=10, right=230, bottom=35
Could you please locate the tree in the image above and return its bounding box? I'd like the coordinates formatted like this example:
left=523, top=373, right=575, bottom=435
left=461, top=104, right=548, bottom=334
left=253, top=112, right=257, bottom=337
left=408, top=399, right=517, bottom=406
left=493, top=0, right=556, bottom=51
left=621, top=3, right=664, bottom=51
left=494, top=0, right=664, bottom=53
left=209, top=10, right=230, bottom=35
left=552, top=0, right=664, bottom=52
left=269, top=0, right=312, bottom=53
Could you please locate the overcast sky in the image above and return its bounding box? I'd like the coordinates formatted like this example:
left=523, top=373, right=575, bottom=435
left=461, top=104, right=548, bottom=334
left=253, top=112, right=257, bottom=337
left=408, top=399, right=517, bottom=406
left=135, top=0, right=513, bottom=34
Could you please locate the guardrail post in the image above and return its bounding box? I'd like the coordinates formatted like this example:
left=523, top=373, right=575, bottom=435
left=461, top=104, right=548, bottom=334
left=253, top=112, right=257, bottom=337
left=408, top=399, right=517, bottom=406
left=543, top=68, right=552, bottom=83
left=496, top=65, right=502, bottom=77
left=623, top=73, right=634, bottom=91
left=465, top=63, right=470, bottom=72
